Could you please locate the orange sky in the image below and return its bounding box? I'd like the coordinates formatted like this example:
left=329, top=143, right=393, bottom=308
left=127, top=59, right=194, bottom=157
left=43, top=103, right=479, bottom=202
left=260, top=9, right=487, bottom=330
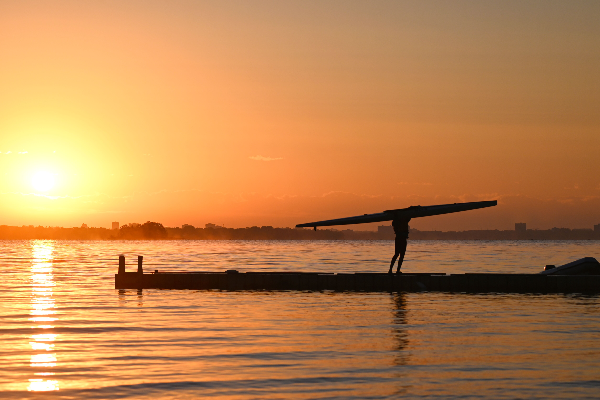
left=1, top=0, right=599, bottom=230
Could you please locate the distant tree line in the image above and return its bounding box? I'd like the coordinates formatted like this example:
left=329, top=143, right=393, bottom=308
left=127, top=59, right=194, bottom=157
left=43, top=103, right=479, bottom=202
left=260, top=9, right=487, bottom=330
left=170, top=225, right=349, bottom=240
left=0, top=223, right=599, bottom=240
left=0, top=221, right=169, bottom=240
left=119, top=222, right=168, bottom=239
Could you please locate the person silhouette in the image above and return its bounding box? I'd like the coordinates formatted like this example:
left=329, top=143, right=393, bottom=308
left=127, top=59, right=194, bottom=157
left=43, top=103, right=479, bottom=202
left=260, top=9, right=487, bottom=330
left=388, top=218, right=410, bottom=274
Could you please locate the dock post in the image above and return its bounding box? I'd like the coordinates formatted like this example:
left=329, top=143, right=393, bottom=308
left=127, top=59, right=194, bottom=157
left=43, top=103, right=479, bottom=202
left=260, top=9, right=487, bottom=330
left=118, top=255, right=125, bottom=274
left=137, top=256, right=143, bottom=274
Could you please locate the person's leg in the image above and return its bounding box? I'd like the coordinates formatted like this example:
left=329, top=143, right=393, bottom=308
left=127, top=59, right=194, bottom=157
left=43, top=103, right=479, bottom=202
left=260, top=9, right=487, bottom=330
left=395, top=239, right=408, bottom=273
left=388, top=252, right=399, bottom=274
left=389, top=234, right=402, bottom=273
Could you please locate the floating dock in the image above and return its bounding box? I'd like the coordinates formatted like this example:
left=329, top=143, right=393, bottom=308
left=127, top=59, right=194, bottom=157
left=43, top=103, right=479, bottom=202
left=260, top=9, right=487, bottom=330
left=115, top=256, right=600, bottom=293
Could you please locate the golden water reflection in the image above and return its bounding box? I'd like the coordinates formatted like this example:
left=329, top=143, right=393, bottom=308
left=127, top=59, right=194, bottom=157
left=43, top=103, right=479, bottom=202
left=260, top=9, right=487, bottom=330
left=28, top=241, right=59, bottom=392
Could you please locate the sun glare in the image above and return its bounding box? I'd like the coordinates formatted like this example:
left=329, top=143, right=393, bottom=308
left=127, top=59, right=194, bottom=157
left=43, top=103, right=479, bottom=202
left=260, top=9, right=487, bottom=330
left=31, top=171, right=55, bottom=192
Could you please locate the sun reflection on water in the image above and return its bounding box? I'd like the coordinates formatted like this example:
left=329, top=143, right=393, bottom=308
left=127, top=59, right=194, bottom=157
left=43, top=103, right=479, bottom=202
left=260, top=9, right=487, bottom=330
left=28, top=379, right=59, bottom=392
left=28, top=241, right=59, bottom=392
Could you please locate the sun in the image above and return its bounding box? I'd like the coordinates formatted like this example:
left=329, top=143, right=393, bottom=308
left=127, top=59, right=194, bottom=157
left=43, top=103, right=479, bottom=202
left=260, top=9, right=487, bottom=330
left=32, top=171, right=55, bottom=192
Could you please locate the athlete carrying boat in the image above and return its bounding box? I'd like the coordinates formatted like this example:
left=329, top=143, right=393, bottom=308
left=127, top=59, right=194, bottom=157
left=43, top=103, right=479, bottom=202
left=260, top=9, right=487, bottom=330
left=296, top=200, right=497, bottom=273
left=389, top=218, right=410, bottom=274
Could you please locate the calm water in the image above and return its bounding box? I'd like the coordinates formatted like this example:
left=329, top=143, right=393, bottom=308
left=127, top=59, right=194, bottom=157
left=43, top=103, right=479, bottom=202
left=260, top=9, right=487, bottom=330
left=1, top=240, right=599, bottom=399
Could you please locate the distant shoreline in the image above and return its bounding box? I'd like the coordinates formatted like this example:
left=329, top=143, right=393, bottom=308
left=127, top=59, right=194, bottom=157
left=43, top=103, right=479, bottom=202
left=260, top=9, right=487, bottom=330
left=1, top=224, right=599, bottom=241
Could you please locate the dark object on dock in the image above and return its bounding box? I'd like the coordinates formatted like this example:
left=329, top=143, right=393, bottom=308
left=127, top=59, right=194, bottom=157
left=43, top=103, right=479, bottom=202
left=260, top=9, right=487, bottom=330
left=539, top=257, right=600, bottom=275
left=115, top=256, right=600, bottom=293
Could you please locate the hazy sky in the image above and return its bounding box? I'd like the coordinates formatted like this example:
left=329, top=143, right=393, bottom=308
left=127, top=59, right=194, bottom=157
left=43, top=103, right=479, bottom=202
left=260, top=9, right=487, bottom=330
left=1, top=0, right=599, bottom=230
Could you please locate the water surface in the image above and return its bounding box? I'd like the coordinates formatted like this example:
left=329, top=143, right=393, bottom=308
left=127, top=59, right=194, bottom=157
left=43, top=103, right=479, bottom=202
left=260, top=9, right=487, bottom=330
left=0, top=240, right=599, bottom=399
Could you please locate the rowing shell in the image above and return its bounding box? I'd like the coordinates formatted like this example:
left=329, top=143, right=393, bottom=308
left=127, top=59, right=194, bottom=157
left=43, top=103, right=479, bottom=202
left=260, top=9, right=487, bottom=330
left=295, top=200, right=497, bottom=229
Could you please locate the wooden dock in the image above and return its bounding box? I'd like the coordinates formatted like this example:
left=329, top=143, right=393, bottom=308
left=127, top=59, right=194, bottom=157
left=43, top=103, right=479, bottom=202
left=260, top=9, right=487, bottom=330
left=115, top=256, right=600, bottom=293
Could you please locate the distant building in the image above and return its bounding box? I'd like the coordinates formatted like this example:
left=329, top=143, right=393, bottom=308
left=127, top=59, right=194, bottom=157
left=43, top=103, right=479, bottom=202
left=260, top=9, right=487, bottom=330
left=595, top=224, right=600, bottom=233
left=205, top=223, right=225, bottom=229
left=81, top=223, right=88, bottom=229
left=378, top=225, right=394, bottom=235
left=112, top=222, right=119, bottom=230
left=515, top=223, right=526, bottom=232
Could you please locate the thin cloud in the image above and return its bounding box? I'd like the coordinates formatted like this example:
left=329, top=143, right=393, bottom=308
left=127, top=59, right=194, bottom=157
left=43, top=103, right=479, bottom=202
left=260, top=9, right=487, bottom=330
left=398, top=182, right=432, bottom=186
left=18, top=151, right=28, bottom=154
left=249, top=155, right=283, bottom=161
